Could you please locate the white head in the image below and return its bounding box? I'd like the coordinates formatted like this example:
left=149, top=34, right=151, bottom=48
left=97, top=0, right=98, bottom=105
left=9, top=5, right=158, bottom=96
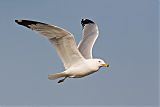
left=86, top=58, right=109, bottom=71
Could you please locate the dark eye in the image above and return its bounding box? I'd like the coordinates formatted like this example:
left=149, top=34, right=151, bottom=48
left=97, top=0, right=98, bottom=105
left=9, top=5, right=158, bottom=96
left=98, top=61, right=101, bottom=63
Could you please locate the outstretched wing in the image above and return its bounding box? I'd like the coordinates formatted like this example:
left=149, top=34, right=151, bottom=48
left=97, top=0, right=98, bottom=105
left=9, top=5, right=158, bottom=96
left=78, top=19, right=99, bottom=59
left=15, top=20, right=84, bottom=69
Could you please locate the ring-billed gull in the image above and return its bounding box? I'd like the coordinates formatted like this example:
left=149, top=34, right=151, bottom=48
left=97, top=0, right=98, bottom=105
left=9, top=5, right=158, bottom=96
left=15, top=19, right=109, bottom=83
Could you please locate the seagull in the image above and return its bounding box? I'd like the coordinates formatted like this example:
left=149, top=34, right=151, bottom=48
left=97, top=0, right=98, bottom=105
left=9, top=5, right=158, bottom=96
left=15, top=19, right=109, bottom=83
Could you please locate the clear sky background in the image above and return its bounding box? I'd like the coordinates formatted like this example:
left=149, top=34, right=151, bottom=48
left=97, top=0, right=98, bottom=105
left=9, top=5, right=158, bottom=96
left=0, top=0, right=158, bottom=107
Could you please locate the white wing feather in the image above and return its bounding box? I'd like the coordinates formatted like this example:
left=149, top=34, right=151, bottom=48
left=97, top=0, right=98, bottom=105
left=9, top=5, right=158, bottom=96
left=15, top=20, right=85, bottom=69
left=78, top=23, right=99, bottom=59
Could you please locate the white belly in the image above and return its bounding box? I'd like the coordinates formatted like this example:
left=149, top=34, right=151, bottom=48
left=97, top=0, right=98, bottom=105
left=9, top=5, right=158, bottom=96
left=65, top=65, right=97, bottom=78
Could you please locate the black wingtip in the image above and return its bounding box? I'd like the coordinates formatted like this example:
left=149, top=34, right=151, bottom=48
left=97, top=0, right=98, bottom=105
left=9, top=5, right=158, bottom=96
left=15, top=19, right=48, bottom=28
left=81, top=19, right=94, bottom=27
left=15, top=19, right=22, bottom=24
left=15, top=19, right=31, bottom=28
left=15, top=20, right=18, bottom=23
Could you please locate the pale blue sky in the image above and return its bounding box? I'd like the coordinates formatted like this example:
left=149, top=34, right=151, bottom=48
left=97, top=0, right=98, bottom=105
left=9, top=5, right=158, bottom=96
left=0, top=0, right=158, bottom=106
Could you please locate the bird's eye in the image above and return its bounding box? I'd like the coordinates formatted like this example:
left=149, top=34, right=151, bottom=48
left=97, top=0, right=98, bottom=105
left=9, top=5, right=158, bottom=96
left=98, top=61, right=101, bottom=63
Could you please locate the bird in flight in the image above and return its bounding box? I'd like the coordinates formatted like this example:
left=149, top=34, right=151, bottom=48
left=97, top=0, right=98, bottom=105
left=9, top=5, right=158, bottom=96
left=15, top=19, right=109, bottom=83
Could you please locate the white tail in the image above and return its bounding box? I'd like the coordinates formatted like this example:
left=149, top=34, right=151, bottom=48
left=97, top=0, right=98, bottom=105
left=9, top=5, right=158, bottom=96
left=48, top=72, right=67, bottom=80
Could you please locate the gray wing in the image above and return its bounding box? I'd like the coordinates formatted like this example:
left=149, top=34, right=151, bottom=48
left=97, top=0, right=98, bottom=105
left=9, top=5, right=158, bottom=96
left=15, top=20, right=84, bottom=69
left=78, top=19, right=99, bottom=59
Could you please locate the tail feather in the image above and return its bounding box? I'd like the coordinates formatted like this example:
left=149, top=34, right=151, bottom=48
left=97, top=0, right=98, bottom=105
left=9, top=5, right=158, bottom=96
left=48, top=72, right=67, bottom=80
